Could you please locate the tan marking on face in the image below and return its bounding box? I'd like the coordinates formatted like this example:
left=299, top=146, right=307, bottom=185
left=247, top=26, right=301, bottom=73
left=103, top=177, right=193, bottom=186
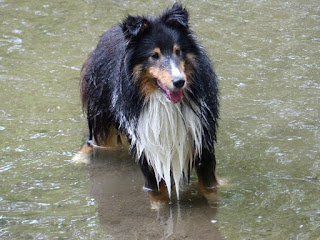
left=138, top=70, right=158, bottom=97
left=133, top=64, right=158, bottom=97
left=133, top=64, right=143, bottom=82
left=148, top=66, right=173, bottom=88
left=184, top=53, right=197, bottom=84
left=153, top=47, right=161, bottom=56
left=134, top=48, right=194, bottom=97
left=173, top=44, right=180, bottom=53
left=186, top=53, right=197, bottom=68
left=178, top=60, right=187, bottom=82
left=179, top=60, right=185, bottom=71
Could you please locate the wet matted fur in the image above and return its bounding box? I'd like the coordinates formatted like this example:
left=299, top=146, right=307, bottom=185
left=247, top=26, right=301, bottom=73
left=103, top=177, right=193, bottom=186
left=74, top=3, right=219, bottom=200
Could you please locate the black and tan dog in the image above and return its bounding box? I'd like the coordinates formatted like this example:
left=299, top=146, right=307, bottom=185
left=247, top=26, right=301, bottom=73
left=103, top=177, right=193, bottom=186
left=73, top=3, right=220, bottom=200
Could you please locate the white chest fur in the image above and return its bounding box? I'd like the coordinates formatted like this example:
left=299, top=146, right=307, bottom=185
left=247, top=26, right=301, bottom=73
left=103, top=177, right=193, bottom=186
left=135, top=92, right=203, bottom=198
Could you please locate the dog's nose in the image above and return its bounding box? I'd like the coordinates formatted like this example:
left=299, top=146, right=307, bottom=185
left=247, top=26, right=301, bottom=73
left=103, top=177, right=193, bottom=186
left=172, top=78, right=185, bottom=89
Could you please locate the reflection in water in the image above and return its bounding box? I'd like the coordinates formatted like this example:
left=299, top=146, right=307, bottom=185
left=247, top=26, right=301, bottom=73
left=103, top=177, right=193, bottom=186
left=0, top=0, right=319, bottom=238
left=86, top=149, right=224, bottom=239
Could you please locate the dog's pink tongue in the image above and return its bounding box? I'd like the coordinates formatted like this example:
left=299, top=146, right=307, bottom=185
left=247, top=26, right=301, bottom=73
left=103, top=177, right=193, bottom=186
left=166, top=89, right=182, bottom=103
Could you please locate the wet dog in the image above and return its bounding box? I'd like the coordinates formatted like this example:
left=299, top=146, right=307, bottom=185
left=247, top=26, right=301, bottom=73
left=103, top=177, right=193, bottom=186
left=73, top=3, right=219, bottom=200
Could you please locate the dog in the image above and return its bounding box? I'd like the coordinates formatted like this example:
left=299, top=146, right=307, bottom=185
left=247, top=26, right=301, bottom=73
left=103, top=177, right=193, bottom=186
left=73, top=3, right=219, bottom=200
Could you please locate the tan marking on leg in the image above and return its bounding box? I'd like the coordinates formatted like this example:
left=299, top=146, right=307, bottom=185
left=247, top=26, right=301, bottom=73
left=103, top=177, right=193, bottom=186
left=72, top=143, right=93, bottom=165
left=147, top=181, right=170, bottom=202
left=117, top=132, right=130, bottom=148
left=198, top=177, right=220, bottom=195
left=99, top=127, right=121, bottom=148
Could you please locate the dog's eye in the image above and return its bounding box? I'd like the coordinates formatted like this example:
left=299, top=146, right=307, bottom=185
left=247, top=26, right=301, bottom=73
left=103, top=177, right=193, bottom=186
left=175, top=49, right=181, bottom=57
left=151, top=52, right=159, bottom=60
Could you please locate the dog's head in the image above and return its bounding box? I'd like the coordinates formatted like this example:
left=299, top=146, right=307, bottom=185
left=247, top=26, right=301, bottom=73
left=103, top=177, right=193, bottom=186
left=122, top=3, right=198, bottom=103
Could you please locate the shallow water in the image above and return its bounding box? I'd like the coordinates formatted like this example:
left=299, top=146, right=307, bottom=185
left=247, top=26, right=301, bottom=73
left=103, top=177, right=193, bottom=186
left=0, top=0, right=319, bottom=239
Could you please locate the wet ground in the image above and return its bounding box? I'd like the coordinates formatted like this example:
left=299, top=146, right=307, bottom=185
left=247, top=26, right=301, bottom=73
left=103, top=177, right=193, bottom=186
left=0, top=0, right=319, bottom=239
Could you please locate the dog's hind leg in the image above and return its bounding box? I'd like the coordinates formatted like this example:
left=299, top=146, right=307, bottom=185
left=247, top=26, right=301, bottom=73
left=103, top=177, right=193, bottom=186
left=195, top=147, right=220, bottom=194
left=72, top=141, right=93, bottom=165
left=139, top=156, right=169, bottom=201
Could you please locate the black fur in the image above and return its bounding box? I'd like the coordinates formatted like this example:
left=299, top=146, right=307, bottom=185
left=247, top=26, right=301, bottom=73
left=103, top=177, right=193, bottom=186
left=80, top=3, right=219, bottom=196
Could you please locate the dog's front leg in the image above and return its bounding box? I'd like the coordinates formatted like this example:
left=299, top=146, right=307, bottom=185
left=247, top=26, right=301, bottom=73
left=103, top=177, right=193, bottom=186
left=195, top=147, right=219, bottom=194
left=139, top=156, right=169, bottom=201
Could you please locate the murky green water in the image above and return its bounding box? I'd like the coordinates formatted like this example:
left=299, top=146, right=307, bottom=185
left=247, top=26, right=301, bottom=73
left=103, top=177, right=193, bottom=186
left=0, top=0, right=319, bottom=239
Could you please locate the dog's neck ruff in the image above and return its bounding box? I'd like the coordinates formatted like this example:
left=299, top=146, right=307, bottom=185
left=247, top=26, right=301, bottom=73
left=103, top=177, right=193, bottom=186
left=135, top=91, right=203, bottom=199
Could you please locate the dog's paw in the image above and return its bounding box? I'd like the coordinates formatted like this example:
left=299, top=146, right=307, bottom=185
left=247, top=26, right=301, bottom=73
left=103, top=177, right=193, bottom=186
left=71, top=152, right=91, bottom=165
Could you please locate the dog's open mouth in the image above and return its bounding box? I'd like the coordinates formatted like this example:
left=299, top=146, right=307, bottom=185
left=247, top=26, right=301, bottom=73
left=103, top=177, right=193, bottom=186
left=156, top=80, right=182, bottom=103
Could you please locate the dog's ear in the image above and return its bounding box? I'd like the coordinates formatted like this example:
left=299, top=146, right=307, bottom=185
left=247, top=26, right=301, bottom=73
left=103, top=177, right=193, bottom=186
left=162, top=3, right=189, bottom=29
left=122, top=15, right=148, bottom=38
